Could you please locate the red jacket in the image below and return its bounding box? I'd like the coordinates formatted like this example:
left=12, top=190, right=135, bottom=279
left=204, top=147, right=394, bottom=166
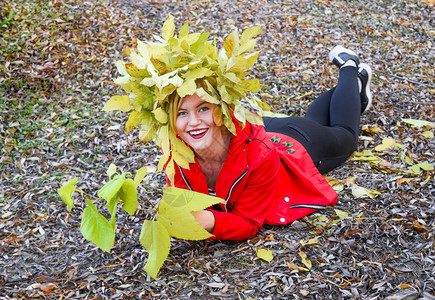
left=166, top=121, right=338, bottom=242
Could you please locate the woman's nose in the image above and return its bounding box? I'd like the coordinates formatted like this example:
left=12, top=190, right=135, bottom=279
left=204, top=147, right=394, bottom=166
left=189, top=112, right=201, bottom=126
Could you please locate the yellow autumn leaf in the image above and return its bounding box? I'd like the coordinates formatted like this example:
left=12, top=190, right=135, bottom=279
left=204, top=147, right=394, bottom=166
left=300, top=237, right=319, bottom=247
left=133, top=166, right=148, bottom=188
left=179, top=22, right=189, bottom=38
left=177, top=78, right=197, bottom=98
left=240, top=26, right=261, bottom=47
left=158, top=187, right=225, bottom=240
left=288, top=263, right=309, bottom=272
left=351, top=150, right=381, bottom=164
left=138, top=123, right=158, bottom=142
left=223, top=30, right=239, bottom=58
left=125, top=111, right=144, bottom=133
left=102, top=95, right=132, bottom=112
left=351, top=185, right=382, bottom=199
left=152, top=107, right=169, bottom=124
left=140, top=220, right=171, bottom=280
left=402, top=118, right=434, bottom=128
left=164, top=158, right=175, bottom=185
left=58, top=177, right=79, bottom=210
left=362, top=125, right=383, bottom=134
left=298, top=251, right=312, bottom=270
left=374, top=137, right=396, bottom=151
left=161, top=14, right=175, bottom=41
left=256, top=248, right=274, bottom=262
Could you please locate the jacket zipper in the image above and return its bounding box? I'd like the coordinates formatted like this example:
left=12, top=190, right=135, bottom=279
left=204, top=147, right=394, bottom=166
left=178, top=165, right=193, bottom=191
left=290, top=204, right=326, bottom=210
left=179, top=165, right=249, bottom=213
left=224, top=167, right=249, bottom=212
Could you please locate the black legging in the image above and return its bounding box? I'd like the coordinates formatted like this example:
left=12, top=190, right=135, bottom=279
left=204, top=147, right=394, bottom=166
left=263, top=66, right=360, bottom=174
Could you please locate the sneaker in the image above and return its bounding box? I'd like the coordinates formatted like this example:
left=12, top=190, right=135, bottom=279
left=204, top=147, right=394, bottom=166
left=328, top=45, right=360, bottom=68
left=358, top=63, right=373, bottom=113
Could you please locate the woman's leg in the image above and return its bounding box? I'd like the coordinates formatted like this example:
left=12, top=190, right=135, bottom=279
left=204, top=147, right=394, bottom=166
left=263, top=65, right=361, bottom=173
left=305, top=66, right=360, bottom=136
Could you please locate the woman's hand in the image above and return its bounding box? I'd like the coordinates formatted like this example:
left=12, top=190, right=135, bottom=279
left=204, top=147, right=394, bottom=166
left=191, top=210, right=215, bottom=233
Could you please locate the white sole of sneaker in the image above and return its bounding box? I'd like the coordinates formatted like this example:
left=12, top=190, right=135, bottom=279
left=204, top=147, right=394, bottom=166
left=359, top=63, right=373, bottom=113
left=328, top=45, right=358, bottom=65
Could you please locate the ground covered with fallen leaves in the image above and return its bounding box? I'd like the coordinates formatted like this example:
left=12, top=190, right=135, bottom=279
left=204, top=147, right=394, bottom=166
left=1, top=0, right=434, bottom=299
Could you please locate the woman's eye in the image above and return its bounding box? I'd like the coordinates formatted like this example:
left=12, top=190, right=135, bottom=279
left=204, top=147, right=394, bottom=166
left=177, top=111, right=187, bottom=116
left=199, top=106, right=209, bottom=112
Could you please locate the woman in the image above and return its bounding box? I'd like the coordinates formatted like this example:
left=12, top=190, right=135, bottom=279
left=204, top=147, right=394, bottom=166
left=109, top=19, right=373, bottom=242
left=168, top=46, right=373, bottom=242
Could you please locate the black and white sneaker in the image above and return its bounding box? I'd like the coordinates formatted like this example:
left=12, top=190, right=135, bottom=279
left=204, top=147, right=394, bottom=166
left=328, top=45, right=360, bottom=68
left=358, top=63, right=373, bottom=113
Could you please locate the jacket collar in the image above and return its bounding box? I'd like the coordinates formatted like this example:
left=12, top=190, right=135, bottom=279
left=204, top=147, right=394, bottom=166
left=178, top=120, right=255, bottom=199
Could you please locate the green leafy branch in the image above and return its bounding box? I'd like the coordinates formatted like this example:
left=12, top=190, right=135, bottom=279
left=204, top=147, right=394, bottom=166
left=58, top=164, right=224, bottom=279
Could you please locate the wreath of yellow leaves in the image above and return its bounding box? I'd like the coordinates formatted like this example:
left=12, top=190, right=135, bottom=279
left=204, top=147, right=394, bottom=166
left=103, top=15, right=268, bottom=182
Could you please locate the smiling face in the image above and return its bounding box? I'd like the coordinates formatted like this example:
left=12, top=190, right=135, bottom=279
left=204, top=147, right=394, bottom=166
left=175, top=94, right=228, bottom=154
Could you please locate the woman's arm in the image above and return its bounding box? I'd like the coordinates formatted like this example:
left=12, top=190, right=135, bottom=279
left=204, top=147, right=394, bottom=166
left=191, top=210, right=215, bottom=233
left=208, top=146, right=280, bottom=241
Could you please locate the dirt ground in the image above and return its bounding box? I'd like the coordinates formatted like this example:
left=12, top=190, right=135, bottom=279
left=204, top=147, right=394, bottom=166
left=1, top=0, right=434, bottom=299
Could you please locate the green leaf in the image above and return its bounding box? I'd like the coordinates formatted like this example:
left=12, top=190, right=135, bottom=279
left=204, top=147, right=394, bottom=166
left=102, top=95, right=132, bottom=112
left=334, top=209, right=349, bottom=218
left=58, top=177, right=78, bottom=210
left=190, top=32, right=210, bottom=56
left=257, top=248, right=273, bottom=262
left=119, top=179, right=138, bottom=216
left=80, top=199, right=115, bottom=253
left=134, top=166, right=148, bottom=188
left=417, top=163, right=434, bottom=171
left=164, top=158, right=176, bottom=186
left=411, top=163, right=434, bottom=174
left=98, top=174, right=126, bottom=203
left=421, top=131, right=434, bottom=139
left=162, top=14, right=175, bottom=41
left=238, top=39, right=257, bottom=55
left=108, top=201, right=118, bottom=229
left=402, top=118, right=434, bottom=128
left=226, top=56, right=247, bottom=73
left=411, top=164, right=422, bottom=174
left=140, top=220, right=171, bottom=280
left=195, top=87, right=221, bottom=105
left=106, top=164, right=117, bottom=178
left=158, top=187, right=224, bottom=240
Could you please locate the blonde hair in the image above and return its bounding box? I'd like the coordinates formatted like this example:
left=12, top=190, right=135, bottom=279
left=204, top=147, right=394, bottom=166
left=168, top=77, right=220, bottom=133
left=168, top=92, right=181, bottom=134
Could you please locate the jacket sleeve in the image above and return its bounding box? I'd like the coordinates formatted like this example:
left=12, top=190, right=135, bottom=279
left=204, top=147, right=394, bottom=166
left=209, top=146, right=280, bottom=242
